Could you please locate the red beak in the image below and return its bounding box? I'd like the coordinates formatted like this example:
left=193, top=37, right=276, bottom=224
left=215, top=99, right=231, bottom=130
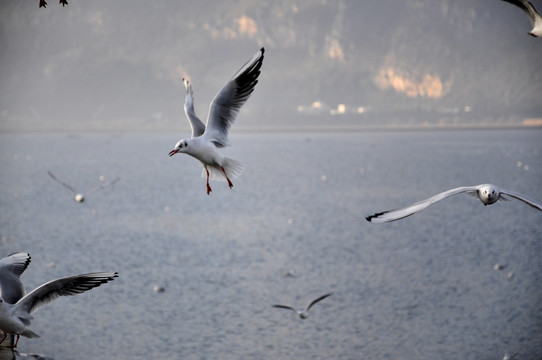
left=168, top=149, right=178, bottom=157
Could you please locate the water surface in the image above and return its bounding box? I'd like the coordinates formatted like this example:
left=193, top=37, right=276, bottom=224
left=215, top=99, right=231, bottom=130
left=0, top=129, right=541, bottom=359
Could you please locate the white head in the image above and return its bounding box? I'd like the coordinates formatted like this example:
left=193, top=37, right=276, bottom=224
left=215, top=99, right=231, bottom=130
left=478, top=184, right=500, bottom=205
left=74, top=194, right=84, bottom=203
left=169, top=139, right=189, bottom=157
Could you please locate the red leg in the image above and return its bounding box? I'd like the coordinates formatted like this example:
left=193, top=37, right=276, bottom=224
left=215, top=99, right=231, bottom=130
left=13, top=334, right=19, bottom=348
left=221, top=167, right=233, bottom=189
left=205, top=168, right=212, bottom=195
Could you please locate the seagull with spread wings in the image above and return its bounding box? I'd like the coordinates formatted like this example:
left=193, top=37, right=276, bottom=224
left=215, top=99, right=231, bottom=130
left=0, top=264, right=117, bottom=347
left=272, top=293, right=333, bottom=320
left=366, top=183, right=542, bottom=223
left=169, top=48, right=265, bottom=195
left=47, top=171, right=120, bottom=203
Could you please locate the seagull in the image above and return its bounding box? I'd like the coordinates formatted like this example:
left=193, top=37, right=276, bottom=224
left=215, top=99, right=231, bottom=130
left=366, top=183, right=542, bottom=223
left=502, top=0, right=542, bottom=37
left=272, top=293, right=333, bottom=320
left=0, top=253, right=31, bottom=305
left=169, top=47, right=265, bottom=195
left=47, top=171, right=120, bottom=203
left=39, top=0, right=68, bottom=8
left=0, top=253, right=31, bottom=347
left=0, top=271, right=118, bottom=347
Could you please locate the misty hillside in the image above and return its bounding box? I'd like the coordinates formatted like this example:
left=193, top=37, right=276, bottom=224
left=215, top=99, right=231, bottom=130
left=1, top=0, right=541, bottom=131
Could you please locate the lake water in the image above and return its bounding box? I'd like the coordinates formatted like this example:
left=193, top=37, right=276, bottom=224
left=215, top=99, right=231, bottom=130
left=0, top=129, right=541, bottom=360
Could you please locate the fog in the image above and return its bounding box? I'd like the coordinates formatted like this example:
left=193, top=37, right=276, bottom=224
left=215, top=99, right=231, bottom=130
left=1, top=0, right=541, bottom=131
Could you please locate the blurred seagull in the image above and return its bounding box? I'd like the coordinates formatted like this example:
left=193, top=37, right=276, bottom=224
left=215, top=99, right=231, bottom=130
left=0, top=253, right=31, bottom=305
left=502, top=0, right=542, bottom=37
left=0, top=270, right=118, bottom=347
left=169, top=48, right=265, bottom=195
left=366, top=183, right=542, bottom=223
left=272, top=293, right=333, bottom=320
left=39, top=0, right=68, bottom=8
left=47, top=171, right=120, bottom=203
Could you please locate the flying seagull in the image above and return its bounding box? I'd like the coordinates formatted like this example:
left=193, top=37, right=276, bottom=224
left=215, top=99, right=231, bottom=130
left=502, top=0, right=542, bottom=37
left=366, top=183, right=542, bottom=223
left=169, top=47, right=265, bottom=195
left=47, top=171, right=120, bottom=203
left=0, top=253, right=31, bottom=305
left=40, top=0, right=68, bottom=8
left=272, top=293, right=333, bottom=320
left=0, top=270, right=118, bottom=347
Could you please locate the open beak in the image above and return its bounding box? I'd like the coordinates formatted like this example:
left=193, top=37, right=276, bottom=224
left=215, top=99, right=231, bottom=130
left=168, top=149, right=178, bottom=157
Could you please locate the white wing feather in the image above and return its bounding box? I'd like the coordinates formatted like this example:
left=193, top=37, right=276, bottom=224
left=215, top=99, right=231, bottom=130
left=500, top=188, right=542, bottom=211
left=203, top=48, right=264, bottom=147
left=366, top=186, right=480, bottom=223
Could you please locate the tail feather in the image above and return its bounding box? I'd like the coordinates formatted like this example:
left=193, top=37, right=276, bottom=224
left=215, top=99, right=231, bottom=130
left=21, top=329, right=40, bottom=338
left=201, top=157, right=245, bottom=182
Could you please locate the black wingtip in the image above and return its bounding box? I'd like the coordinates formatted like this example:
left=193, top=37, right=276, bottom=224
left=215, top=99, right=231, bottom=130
left=365, top=211, right=387, bottom=222
left=260, top=47, right=265, bottom=54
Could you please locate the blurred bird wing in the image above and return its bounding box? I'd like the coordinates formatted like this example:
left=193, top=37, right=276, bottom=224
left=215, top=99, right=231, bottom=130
left=272, top=304, right=297, bottom=313
left=86, top=177, right=120, bottom=195
left=47, top=171, right=78, bottom=195
left=306, top=293, right=333, bottom=312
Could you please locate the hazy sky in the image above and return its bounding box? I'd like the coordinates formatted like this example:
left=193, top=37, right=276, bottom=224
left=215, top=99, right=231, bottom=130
left=1, top=0, right=541, bottom=131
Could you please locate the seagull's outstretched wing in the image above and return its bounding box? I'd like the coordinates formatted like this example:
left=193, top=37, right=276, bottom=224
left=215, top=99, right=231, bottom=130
left=14, top=272, right=118, bottom=316
left=306, top=293, right=333, bottom=312
left=502, top=0, right=540, bottom=25
left=47, top=171, right=77, bottom=195
left=86, top=177, right=121, bottom=195
left=500, top=188, right=542, bottom=211
left=0, top=253, right=31, bottom=278
left=204, top=48, right=265, bottom=147
left=366, top=186, right=480, bottom=223
left=182, top=78, right=206, bottom=138
left=0, top=253, right=31, bottom=303
left=272, top=304, right=297, bottom=313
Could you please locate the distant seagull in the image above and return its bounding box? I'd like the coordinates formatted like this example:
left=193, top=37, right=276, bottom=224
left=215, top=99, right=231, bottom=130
left=272, top=293, right=333, bottom=320
left=169, top=47, right=265, bottom=195
left=0, top=270, right=118, bottom=347
left=366, top=183, right=542, bottom=223
left=47, top=171, right=120, bottom=203
left=502, top=0, right=542, bottom=37
left=0, top=253, right=31, bottom=305
left=39, top=0, right=68, bottom=8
